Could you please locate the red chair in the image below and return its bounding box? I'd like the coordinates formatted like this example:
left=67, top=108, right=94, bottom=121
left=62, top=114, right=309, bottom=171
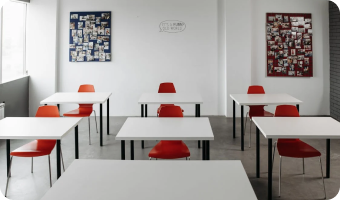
left=149, top=106, right=190, bottom=160
left=64, top=84, right=98, bottom=145
left=5, top=106, right=65, bottom=197
left=157, top=82, right=183, bottom=116
left=272, top=105, right=326, bottom=198
left=245, top=85, right=274, bottom=148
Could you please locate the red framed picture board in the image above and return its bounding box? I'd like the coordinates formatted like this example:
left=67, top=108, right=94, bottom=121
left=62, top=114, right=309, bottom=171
left=266, top=13, right=313, bottom=77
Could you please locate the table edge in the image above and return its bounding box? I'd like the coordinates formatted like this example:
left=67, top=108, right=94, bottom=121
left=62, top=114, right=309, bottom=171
left=40, top=92, right=112, bottom=104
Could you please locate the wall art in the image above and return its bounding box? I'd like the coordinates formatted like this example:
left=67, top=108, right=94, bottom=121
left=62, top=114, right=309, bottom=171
left=267, top=13, right=312, bottom=77
left=70, top=11, right=111, bottom=62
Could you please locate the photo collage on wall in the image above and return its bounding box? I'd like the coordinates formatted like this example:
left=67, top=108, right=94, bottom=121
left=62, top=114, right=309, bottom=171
left=266, top=13, right=313, bottom=77
left=69, top=11, right=111, bottom=62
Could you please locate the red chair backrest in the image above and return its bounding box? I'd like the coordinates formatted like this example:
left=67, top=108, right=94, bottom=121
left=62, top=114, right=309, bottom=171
left=275, top=105, right=300, bottom=142
left=78, top=84, right=95, bottom=92
left=158, top=83, right=176, bottom=93
left=159, top=106, right=183, bottom=117
left=247, top=85, right=265, bottom=94
left=275, top=105, right=300, bottom=117
left=35, top=105, right=60, bottom=117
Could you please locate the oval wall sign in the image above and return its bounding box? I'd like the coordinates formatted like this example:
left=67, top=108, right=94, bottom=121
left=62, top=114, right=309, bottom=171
left=159, top=20, right=186, bottom=33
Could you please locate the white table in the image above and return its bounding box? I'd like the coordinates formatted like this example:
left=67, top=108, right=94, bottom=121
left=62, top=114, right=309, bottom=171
left=41, top=92, right=112, bottom=146
left=41, top=160, right=257, bottom=200
left=0, top=117, right=82, bottom=179
left=252, top=117, right=340, bottom=200
left=138, top=93, right=203, bottom=149
left=115, top=117, right=214, bottom=160
left=229, top=93, right=302, bottom=151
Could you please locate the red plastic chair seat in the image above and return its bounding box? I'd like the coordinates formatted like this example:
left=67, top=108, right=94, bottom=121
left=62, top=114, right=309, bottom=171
left=277, top=139, right=321, bottom=158
left=63, top=108, right=93, bottom=117
left=249, top=110, right=274, bottom=119
left=10, top=140, right=57, bottom=157
left=149, top=141, right=190, bottom=159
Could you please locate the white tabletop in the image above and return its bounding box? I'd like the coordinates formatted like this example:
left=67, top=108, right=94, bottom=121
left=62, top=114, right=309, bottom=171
left=230, top=93, right=302, bottom=106
left=115, top=117, right=214, bottom=140
left=0, top=117, right=82, bottom=139
left=138, top=93, right=203, bottom=104
left=41, top=160, right=257, bottom=200
left=40, top=92, right=112, bottom=104
left=252, top=117, right=340, bottom=139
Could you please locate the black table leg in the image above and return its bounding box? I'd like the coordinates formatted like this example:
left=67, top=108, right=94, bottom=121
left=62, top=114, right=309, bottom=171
left=196, top=104, right=201, bottom=149
left=256, top=127, right=260, bottom=178
left=326, top=139, right=330, bottom=178
left=57, top=104, right=60, bottom=112
left=141, top=104, right=144, bottom=149
left=195, top=104, right=198, bottom=117
left=141, top=104, right=144, bottom=117
left=296, top=104, right=299, bottom=113
left=75, top=125, right=79, bottom=159
left=198, top=104, right=200, bottom=117
left=107, top=98, right=109, bottom=135
left=100, top=103, right=103, bottom=146
left=121, top=140, right=125, bottom=160
left=268, top=139, right=272, bottom=200
left=6, top=139, right=10, bottom=176
left=56, top=140, right=61, bottom=179
left=198, top=105, right=201, bottom=151
left=233, top=100, right=236, bottom=138
left=131, top=140, right=134, bottom=160
left=142, top=104, right=147, bottom=149
left=241, top=105, right=244, bottom=151
left=202, top=141, right=206, bottom=160
left=206, top=141, right=210, bottom=160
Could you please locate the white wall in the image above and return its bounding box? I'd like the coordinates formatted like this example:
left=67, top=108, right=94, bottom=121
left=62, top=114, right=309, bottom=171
left=25, top=0, right=329, bottom=117
left=57, top=0, right=219, bottom=116
left=225, top=0, right=330, bottom=117
left=217, top=0, right=227, bottom=116
left=250, top=0, right=330, bottom=116
left=26, top=0, right=58, bottom=116
left=225, top=0, right=252, bottom=117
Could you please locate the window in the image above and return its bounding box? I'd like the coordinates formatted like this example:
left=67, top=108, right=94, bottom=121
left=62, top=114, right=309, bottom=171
left=1, top=2, right=27, bottom=83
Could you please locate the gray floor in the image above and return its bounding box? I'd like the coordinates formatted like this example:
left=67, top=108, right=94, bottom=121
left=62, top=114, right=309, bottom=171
left=0, top=116, right=339, bottom=200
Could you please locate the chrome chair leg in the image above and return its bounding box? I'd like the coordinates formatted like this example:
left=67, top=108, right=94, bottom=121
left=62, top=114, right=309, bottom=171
left=88, top=117, right=91, bottom=145
left=48, top=155, right=52, bottom=187
left=272, top=141, right=277, bottom=171
left=244, top=112, right=249, bottom=136
left=5, top=156, right=13, bottom=197
left=31, top=157, right=33, bottom=173
left=188, top=157, right=190, bottom=160
left=149, top=157, right=152, bottom=160
left=303, top=158, right=305, bottom=174
left=319, top=157, right=326, bottom=199
left=93, top=110, right=98, bottom=133
left=279, top=156, right=282, bottom=197
left=60, top=148, right=65, bottom=172
left=249, top=120, right=252, bottom=148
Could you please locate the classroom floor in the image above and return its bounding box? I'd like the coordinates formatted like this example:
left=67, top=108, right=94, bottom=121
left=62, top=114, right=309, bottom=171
left=0, top=116, right=339, bottom=200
